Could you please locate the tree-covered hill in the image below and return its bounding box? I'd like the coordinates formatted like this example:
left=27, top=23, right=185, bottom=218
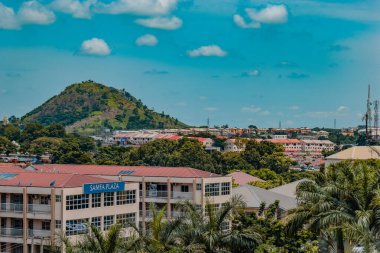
left=22, top=81, right=188, bottom=134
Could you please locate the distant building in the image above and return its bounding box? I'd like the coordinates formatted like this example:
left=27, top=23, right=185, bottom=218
left=325, top=146, right=380, bottom=167
left=301, top=139, right=335, bottom=152
left=224, top=139, right=246, bottom=152
left=272, top=134, right=288, bottom=140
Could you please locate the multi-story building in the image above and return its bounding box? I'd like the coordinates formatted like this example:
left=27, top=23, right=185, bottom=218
left=0, top=167, right=139, bottom=253
left=301, top=140, right=335, bottom=152
left=27, top=164, right=232, bottom=235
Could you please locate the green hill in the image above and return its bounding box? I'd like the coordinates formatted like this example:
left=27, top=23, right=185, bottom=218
left=22, top=81, right=188, bottom=134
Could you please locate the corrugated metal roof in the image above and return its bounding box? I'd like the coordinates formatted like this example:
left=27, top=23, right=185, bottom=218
left=327, top=146, right=380, bottom=160
left=227, top=171, right=264, bottom=185
left=31, top=164, right=221, bottom=178
left=233, top=184, right=297, bottom=211
left=0, top=172, right=114, bottom=188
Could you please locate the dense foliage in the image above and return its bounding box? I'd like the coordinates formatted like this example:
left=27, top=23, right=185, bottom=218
left=285, top=160, right=380, bottom=253
left=0, top=122, right=292, bottom=176
left=21, top=81, right=188, bottom=134
left=63, top=197, right=317, bottom=253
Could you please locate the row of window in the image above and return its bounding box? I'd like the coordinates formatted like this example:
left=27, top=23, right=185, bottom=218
left=205, top=182, right=230, bottom=197
left=66, top=190, right=136, bottom=210
left=65, top=213, right=136, bottom=235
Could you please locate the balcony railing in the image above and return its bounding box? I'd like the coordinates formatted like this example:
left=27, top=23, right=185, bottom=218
left=0, top=228, right=24, bottom=237
left=28, top=204, right=51, bottom=213
left=139, top=191, right=193, bottom=200
left=28, top=229, right=51, bottom=238
left=0, top=203, right=51, bottom=213
left=0, top=203, right=23, bottom=212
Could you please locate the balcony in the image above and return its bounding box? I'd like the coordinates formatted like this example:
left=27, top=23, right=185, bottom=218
left=139, top=191, right=193, bottom=200
left=0, top=203, right=51, bottom=214
left=139, top=210, right=167, bottom=218
left=28, top=229, right=51, bottom=238
left=28, top=204, right=51, bottom=213
left=0, top=228, right=24, bottom=237
left=0, top=203, right=23, bottom=212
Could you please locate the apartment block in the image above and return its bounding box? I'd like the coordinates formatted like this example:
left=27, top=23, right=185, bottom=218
left=0, top=166, right=139, bottom=253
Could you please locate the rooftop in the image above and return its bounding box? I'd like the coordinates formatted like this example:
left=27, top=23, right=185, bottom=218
left=233, top=184, right=297, bottom=211
left=29, top=164, right=222, bottom=178
left=228, top=171, right=264, bottom=185
left=269, top=179, right=309, bottom=198
left=0, top=172, right=114, bottom=188
left=326, top=146, right=380, bottom=160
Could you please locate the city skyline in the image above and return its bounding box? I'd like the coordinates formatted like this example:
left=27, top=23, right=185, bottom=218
left=0, top=0, right=380, bottom=128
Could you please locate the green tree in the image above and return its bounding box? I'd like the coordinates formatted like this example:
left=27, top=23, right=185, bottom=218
left=285, top=160, right=380, bottom=253
left=0, top=136, right=17, bottom=154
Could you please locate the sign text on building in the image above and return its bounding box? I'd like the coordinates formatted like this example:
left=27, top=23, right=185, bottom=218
left=83, top=182, right=125, bottom=194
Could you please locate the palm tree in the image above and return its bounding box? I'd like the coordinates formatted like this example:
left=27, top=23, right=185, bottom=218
left=176, top=195, right=262, bottom=253
left=77, top=223, right=124, bottom=253
left=285, top=160, right=380, bottom=253
left=126, top=204, right=195, bottom=253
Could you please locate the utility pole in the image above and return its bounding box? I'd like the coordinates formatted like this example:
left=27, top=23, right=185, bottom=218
left=374, top=100, right=379, bottom=141
left=362, top=84, right=372, bottom=145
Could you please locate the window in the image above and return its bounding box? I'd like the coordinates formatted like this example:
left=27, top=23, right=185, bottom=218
left=104, top=192, right=114, bottom=206
left=104, top=215, right=114, bottom=230
left=181, top=185, right=189, bottom=192
left=40, top=196, right=50, bottom=205
left=55, top=220, right=61, bottom=229
left=42, top=221, right=50, bottom=230
left=116, top=213, right=136, bottom=228
left=221, top=182, right=230, bottom=195
left=91, top=216, right=102, bottom=230
left=55, top=195, right=61, bottom=202
left=205, top=183, right=220, bottom=196
left=196, top=184, right=202, bottom=191
left=66, top=194, right=89, bottom=210
left=117, top=190, right=136, bottom=205
left=92, top=193, right=101, bottom=208
left=66, top=219, right=88, bottom=236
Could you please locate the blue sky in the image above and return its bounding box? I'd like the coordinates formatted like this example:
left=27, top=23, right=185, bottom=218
left=0, top=0, right=379, bottom=128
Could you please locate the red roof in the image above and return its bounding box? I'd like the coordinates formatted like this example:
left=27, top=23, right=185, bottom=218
left=0, top=172, right=114, bottom=188
left=31, top=164, right=221, bottom=178
left=228, top=171, right=264, bottom=185
left=0, top=164, right=24, bottom=173
left=268, top=139, right=301, bottom=144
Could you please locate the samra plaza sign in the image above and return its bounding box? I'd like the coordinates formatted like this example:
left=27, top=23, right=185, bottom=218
left=83, top=182, right=125, bottom=194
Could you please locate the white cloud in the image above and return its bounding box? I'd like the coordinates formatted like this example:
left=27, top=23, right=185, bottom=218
left=234, top=4, right=288, bottom=29
left=51, top=0, right=96, bottom=19
left=289, top=105, right=299, bottom=110
left=188, top=45, right=227, bottom=58
left=96, top=0, right=178, bottom=16
left=136, top=34, right=158, bottom=46
left=337, top=106, right=348, bottom=112
left=0, top=3, right=19, bottom=29
left=135, top=16, right=182, bottom=30
left=205, top=107, right=217, bottom=112
left=241, top=69, right=261, bottom=77
left=241, top=105, right=270, bottom=116
left=246, top=5, right=288, bottom=24
left=0, top=1, right=55, bottom=30
left=241, top=105, right=262, bottom=113
left=80, top=38, right=111, bottom=56
left=233, top=14, right=260, bottom=29
left=19, top=1, right=55, bottom=25
left=306, top=106, right=350, bottom=118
